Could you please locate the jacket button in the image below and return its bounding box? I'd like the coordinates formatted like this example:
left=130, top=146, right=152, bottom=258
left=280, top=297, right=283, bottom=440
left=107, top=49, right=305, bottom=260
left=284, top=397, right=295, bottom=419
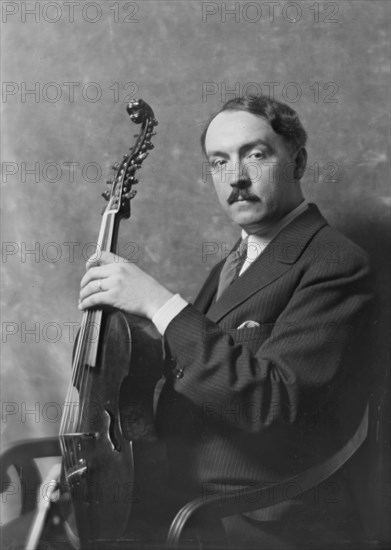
left=174, top=368, right=184, bottom=379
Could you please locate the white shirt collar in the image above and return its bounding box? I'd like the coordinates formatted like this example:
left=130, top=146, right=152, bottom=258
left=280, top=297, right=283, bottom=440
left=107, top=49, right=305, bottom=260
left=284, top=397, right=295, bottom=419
left=241, top=200, right=308, bottom=242
left=239, top=200, right=308, bottom=272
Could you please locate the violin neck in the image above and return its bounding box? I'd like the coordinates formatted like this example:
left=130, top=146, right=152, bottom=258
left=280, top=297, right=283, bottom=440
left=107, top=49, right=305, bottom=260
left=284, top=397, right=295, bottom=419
left=73, top=211, right=123, bottom=372
left=97, top=210, right=123, bottom=255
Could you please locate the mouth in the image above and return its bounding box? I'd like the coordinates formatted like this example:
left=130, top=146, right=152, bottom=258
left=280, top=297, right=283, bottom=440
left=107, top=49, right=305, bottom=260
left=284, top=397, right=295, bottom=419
left=235, top=197, right=255, bottom=206
left=228, top=194, right=261, bottom=205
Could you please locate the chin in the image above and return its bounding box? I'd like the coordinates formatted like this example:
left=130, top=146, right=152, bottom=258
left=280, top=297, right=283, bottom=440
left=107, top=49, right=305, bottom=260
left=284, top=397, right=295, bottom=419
left=227, top=205, right=267, bottom=226
left=230, top=212, right=267, bottom=228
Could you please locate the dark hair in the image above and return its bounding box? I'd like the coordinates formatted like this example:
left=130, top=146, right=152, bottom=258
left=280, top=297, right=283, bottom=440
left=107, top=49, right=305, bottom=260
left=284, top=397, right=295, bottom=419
left=200, top=96, right=307, bottom=154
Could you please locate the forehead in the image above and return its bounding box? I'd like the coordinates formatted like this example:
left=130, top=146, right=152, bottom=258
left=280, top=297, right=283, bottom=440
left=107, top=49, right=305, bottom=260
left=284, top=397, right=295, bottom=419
left=205, top=110, right=285, bottom=155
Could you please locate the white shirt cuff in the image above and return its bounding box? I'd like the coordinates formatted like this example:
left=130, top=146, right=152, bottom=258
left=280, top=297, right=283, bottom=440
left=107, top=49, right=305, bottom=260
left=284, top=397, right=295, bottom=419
left=152, top=293, right=188, bottom=335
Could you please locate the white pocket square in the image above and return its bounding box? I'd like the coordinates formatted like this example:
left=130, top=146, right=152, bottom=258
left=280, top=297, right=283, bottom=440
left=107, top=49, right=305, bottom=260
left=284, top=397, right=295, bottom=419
left=237, top=320, right=261, bottom=329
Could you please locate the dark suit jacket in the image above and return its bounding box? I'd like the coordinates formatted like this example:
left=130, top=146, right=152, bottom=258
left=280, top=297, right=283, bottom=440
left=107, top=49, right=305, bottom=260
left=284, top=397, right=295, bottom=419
left=156, top=204, right=373, bottom=529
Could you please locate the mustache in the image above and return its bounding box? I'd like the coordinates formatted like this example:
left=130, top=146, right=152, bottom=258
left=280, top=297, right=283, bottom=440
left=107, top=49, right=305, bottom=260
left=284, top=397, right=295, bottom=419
left=227, top=184, right=261, bottom=205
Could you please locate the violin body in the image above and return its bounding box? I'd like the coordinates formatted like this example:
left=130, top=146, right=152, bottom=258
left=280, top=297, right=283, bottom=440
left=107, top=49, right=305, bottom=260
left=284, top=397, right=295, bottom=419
left=63, top=311, right=133, bottom=546
left=63, top=311, right=163, bottom=548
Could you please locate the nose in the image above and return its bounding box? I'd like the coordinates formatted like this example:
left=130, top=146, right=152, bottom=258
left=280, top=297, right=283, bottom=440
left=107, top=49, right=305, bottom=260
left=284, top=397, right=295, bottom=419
left=229, top=160, right=251, bottom=188
left=230, top=178, right=251, bottom=189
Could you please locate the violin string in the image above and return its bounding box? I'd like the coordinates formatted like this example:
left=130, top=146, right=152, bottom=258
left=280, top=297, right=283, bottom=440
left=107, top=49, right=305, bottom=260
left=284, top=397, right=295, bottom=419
left=77, top=211, right=109, bottom=428
left=60, top=312, right=86, bottom=472
left=72, top=308, right=93, bottom=472
left=78, top=309, right=100, bottom=429
left=68, top=305, right=92, bottom=471
left=66, top=309, right=89, bottom=472
left=74, top=310, right=92, bottom=471
left=76, top=211, right=113, bottom=442
left=77, top=312, right=89, bottom=432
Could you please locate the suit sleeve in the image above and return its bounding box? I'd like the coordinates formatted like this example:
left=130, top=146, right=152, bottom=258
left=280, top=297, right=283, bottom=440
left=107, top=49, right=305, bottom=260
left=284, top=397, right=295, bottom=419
left=163, top=250, right=373, bottom=433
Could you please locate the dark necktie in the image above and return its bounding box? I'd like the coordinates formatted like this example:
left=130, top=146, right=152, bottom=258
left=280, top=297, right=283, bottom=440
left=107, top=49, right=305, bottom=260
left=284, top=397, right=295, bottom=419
left=216, top=237, right=248, bottom=300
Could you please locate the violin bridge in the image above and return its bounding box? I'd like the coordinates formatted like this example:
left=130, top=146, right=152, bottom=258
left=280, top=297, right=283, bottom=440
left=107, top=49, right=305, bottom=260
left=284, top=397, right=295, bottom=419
left=62, top=432, right=98, bottom=438
left=66, top=459, right=87, bottom=483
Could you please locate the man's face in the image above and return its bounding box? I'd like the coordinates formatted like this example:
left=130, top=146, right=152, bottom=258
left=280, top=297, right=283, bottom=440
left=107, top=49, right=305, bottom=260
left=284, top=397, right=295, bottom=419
left=204, top=110, right=304, bottom=234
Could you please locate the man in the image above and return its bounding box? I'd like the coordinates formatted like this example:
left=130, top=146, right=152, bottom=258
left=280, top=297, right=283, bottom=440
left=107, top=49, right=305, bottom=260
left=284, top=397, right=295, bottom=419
left=79, top=96, right=373, bottom=548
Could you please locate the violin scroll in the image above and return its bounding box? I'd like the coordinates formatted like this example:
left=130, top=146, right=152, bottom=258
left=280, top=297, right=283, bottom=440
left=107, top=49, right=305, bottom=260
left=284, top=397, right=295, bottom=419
left=103, top=100, right=158, bottom=218
left=126, top=99, right=158, bottom=127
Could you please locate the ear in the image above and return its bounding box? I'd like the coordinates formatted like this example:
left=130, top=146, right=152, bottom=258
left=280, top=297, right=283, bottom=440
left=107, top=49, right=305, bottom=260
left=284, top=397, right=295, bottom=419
left=293, top=147, right=308, bottom=180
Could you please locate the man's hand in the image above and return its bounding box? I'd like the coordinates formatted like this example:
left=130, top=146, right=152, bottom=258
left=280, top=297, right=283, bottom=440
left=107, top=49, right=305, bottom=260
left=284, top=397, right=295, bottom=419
left=79, top=251, right=174, bottom=320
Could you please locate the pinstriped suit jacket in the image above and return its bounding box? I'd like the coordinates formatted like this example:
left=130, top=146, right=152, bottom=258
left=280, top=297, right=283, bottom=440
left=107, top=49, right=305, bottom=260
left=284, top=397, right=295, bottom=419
left=155, top=203, right=373, bottom=519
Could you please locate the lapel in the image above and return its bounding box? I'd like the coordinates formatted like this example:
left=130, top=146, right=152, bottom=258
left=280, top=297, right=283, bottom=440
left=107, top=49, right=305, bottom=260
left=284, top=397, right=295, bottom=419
left=193, top=261, right=224, bottom=313
left=203, top=204, right=328, bottom=323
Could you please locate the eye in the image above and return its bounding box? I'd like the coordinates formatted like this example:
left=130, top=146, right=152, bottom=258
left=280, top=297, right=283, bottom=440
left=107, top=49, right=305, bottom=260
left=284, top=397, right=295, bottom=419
left=211, top=158, right=227, bottom=168
left=248, top=151, right=265, bottom=160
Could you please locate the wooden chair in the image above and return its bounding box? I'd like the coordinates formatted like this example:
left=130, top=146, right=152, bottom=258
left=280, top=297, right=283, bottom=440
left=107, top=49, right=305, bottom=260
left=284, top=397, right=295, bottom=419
left=1, top=404, right=369, bottom=549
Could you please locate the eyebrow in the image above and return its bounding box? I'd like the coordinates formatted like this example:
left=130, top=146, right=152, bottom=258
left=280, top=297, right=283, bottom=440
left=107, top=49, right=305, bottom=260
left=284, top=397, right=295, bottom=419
left=206, top=139, right=273, bottom=159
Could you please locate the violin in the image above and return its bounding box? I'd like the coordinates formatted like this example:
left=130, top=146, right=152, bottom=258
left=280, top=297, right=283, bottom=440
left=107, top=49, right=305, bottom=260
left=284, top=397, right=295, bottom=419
left=56, top=99, right=161, bottom=548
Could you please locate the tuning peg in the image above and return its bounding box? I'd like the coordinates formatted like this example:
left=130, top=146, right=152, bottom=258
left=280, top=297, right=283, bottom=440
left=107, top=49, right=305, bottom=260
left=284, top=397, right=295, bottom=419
left=101, top=190, right=110, bottom=201
left=123, top=190, right=137, bottom=200
left=111, top=162, right=120, bottom=171
left=146, top=143, right=154, bottom=150
left=125, top=177, right=138, bottom=185
left=106, top=179, right=114, bottom=186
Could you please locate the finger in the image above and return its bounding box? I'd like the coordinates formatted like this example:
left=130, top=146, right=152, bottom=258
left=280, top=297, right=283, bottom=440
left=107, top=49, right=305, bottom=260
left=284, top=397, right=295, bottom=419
left=78, top=287, right=112, bottom=311
left=86, top=250, right=118, bottom=269
left=79, top=278, right=109, bottom=302
left=80, top=265, right=114, bottom=289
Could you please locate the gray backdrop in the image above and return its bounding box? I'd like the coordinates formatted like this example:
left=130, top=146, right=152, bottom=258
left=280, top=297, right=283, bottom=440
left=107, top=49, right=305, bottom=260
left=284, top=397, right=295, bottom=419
left=1, top=0, right=389, bottom=542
